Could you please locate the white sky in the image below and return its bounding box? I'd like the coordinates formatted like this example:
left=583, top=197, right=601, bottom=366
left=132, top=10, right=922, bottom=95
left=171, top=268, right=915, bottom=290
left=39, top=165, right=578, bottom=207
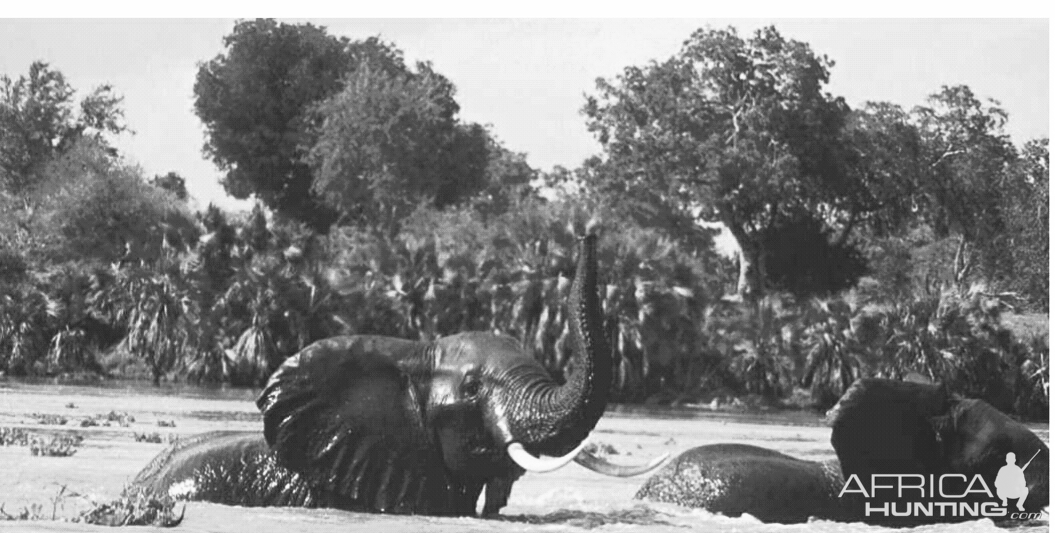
left=0, top=17, right=1049, bottom=216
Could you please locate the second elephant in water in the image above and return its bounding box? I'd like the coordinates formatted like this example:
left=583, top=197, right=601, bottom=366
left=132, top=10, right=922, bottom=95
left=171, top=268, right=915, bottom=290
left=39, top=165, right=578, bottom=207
left=132, top=234, right=665, bottom=516
left=636, top=378, right=1049, bottom=525
left=635, top=443, right=845, bottom=523
left=830, top=378, right=1049, bottom=525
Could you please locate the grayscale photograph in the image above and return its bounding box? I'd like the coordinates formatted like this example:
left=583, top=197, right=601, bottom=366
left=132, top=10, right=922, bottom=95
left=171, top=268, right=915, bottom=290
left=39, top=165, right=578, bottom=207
left=0, top=17, right=1048, bottom=532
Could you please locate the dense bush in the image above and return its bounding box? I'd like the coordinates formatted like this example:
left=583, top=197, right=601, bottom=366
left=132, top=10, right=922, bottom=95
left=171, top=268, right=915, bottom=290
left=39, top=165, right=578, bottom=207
left=1, top=190, right=1046, bottom=418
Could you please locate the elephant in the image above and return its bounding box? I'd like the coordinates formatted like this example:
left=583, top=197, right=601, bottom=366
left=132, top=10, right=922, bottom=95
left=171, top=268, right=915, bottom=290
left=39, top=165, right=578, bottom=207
left=635, top=378, right=1048, bottom=526
left=829, top=378, right=1049, bottom=525
left=132, top=234, right=668, bottom=516
left=635, top=443, right=846, bottom=523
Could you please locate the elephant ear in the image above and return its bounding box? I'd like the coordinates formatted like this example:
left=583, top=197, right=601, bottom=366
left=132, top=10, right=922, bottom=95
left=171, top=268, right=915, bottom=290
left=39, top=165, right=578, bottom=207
left=256, top=337, right=452, bottom=514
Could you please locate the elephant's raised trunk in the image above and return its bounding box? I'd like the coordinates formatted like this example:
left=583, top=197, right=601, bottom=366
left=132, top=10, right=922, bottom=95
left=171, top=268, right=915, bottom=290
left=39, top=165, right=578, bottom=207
left=507, top=233, right=612, bottom=457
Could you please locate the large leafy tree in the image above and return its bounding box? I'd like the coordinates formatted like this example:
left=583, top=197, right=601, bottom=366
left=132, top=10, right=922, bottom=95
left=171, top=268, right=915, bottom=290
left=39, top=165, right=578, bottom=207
left=910, top=85, right=1017, bottom=286
left=305, top=61, right=489, bottom=232
left=845, top=87, right=1020, bottom=296
left=193, top=19, right=406, bottom=231
left=582, top=26, right=853, bottom=299
left=0, top=61, right=127, bottom=196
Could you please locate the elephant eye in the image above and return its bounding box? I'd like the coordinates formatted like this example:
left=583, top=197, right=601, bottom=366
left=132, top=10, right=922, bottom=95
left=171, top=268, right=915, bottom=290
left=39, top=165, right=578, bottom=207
left=461, top=375, right=482, bottom=399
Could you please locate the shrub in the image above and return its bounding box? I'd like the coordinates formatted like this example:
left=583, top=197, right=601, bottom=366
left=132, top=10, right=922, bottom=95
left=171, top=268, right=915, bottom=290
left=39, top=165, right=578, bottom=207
left=31, top=413, right=67, bottom=425
left=78, top=486, right=184, bottom=527
left=0, top=426, right=31, bottom=446
left=29, top=434, right=81, bottom=457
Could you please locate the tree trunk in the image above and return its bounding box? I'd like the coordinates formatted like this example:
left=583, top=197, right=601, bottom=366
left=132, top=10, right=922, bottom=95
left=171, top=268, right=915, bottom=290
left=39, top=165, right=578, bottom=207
left=727, top=223, right=764, bottom=300
left=953, top=234, right=973, bottom=287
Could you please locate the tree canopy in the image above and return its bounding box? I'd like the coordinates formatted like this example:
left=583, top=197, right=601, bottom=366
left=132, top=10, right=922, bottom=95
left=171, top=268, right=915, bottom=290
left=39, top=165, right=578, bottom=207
left=582, top=26, right=854, bottom=298
left=0, top=61, right=127, bottom=196
left=194, top=19, right=377, bottom=230
left=195, top=19, right=502, bottom=233
left=305, top=60, right=490, bottom=232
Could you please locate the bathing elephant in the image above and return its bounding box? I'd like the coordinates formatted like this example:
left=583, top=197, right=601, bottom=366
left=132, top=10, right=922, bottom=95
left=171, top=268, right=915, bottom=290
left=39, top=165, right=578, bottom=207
left=635, top=378, right=1048, bottom=525
left=829, top=378, right=1049, bottom=525
left=635, top=443, right=846, bottom=523
left=132, top=234, right=667, bottom=516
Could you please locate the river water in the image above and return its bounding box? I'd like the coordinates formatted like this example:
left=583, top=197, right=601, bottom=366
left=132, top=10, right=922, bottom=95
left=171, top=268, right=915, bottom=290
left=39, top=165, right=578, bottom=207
left=0, top=380, right=1048, bottom=532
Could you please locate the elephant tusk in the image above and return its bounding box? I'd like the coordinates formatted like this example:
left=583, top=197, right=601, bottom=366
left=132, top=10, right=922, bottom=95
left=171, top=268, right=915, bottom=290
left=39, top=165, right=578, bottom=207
left=573, top=449, right=671, bottom=477
left=506, top=441, right=586, bottom=473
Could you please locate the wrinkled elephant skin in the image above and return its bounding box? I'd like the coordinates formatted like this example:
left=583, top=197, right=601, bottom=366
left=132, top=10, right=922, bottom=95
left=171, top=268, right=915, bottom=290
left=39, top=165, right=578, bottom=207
left=635, top=443, right=846, bottom=523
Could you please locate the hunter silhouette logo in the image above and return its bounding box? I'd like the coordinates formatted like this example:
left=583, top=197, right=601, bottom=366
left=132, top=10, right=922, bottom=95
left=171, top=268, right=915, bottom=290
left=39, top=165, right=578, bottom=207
left=838, top=448, right=1044, bottom=520
left=995, top=449, right=1039, bottom=512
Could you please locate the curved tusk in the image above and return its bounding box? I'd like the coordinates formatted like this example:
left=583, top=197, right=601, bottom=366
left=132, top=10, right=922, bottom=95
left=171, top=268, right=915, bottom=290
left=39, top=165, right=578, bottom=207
left=573, top=449, right=671, bottom=477
left=506, top=441, right=586, bottom=473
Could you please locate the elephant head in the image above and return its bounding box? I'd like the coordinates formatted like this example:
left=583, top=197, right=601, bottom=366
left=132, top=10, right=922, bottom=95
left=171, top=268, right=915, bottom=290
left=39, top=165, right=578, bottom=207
left=829, top=378, right=1049, bottom=524
left=929, top=398, right=1049, bottom=512
left=256, top=234, right=657, bottom=516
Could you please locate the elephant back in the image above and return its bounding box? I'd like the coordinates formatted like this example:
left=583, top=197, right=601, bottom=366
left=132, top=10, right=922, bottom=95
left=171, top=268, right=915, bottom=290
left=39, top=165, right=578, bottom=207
left=635, top=443, right=846, bottom=523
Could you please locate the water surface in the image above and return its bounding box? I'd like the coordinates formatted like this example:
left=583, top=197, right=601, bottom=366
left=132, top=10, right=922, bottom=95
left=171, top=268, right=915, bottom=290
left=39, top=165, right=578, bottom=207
left=0, top=380, right=1047, bottom=532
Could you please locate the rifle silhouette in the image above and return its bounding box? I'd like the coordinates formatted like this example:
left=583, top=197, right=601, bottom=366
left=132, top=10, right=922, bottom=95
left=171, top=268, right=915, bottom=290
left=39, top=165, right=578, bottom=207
left=1021, top=449, right=1041, bottom=471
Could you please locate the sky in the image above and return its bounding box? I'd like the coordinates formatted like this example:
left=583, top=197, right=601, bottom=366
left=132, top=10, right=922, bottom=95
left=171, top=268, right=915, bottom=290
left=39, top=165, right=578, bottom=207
left=0, top=18, right=1049, bottom=215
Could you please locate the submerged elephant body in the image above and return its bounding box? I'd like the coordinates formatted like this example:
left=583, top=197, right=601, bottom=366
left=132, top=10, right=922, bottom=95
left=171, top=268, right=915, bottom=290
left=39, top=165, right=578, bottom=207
left=133, top=432, right=322, bottom=509
left=132, top=235, right=665, bottom=516
left=635, top=444, right=845, bottom=523
left=133, top=430, right=508, bottom=514
left=636, top=379, right=1049, bottom=526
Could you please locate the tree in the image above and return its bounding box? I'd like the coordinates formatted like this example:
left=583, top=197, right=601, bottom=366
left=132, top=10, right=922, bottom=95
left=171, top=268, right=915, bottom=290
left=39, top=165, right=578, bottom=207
left=151, top=171, right=188, bottom=201
left=0, top=61, right=127, bottom=196
left=840, top=102, right=925, bottom=238
left=995, top=138, right=1048, bottom=309
left=193, top=19, right=406, bottom=231
left=305, top=61, right=490, bottom=233
left=466, top=135, right=538, bottom=218
left=30, top=139, right=199, bottom=264
left=910, top=85, right=1016, bottom=287
left=582, top=26, right=853, bottom=299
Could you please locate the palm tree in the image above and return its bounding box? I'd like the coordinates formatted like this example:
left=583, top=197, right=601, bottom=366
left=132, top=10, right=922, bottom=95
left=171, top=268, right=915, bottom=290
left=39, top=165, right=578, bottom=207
left=800, top=298, right=869, bottom=408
